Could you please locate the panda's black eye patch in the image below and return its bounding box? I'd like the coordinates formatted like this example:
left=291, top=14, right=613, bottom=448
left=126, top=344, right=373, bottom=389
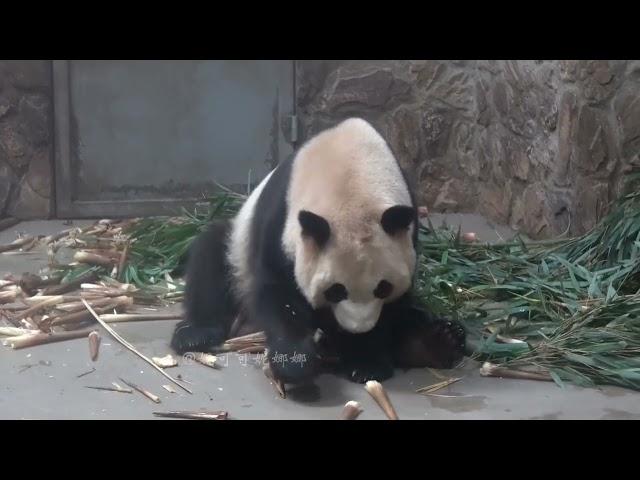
left=324, top=283, right=348, bottom=303
left=374, top=280, right=393, bottom=299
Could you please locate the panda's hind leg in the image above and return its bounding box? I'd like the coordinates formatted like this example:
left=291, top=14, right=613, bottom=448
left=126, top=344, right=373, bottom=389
left=390, top=302, right=466, bottom=370
left=170, top=221, right=237, bottom=354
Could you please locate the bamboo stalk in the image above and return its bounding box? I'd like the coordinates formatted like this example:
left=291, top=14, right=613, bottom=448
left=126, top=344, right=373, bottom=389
left=22, top=294, right=103, bottom=305
left=76, top=367, right=96, bottom=378
left=118, top=377, right=161, bottom=403
left=117, top=242, right=129, bottom=281
left=55, top=296, right=128, bottom=313
left=0, top=327, right=40, bottom=336
left=3, top=329, right=92, bottom=349
left=96, top=313, right=182, bottom=323
left=43, top=229, right=74, bottom=244
left=80, top=248, right=121, bottom=259
left=42, top=271, right=99, bottom=295
left=479, top=362, right=553, bottom=382
left=365, top=381, right=399, bottom=420
left=226, top=331, right=267, bottom=344
left=20, top=237, right=40, bottom=252
left=86, top=384, right=132, bottom=394
left=416, top=377, right=462, bottom=394
left=236, top=345, right=266, bottom=354
left=0, top=235, right=35, bottom=253
left=221, top=331, right=267, bottom=352
left=88, top=331, right=101, bottom=361
left=340, top=401, right=363, bottom=420
left=193, top=352, right=219, bottom=369
left=50, top=298, right=133, bottom=326
left=10, top=296, right=64, bottom=323
left=152, top=410, right=228, bottom=420
left=81, top=299, right=192, bottom=394
left=0, top=289, right=21, bottom=305
left=74, top=251, right=115, bottom=268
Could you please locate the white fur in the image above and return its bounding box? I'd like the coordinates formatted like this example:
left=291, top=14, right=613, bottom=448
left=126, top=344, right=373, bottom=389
left=334, top=299, right=383, bottom=333
left=226, top=170, right=275, bottom=299
left=282, top=118, right=416, bottom=333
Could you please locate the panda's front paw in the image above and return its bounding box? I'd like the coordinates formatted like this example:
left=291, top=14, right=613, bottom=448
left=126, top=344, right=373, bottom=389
left=344, top=358, right=394, bottom=384
left=422, top=318, right=466, bottom=369
left=267, top=336, right=320, bottom=385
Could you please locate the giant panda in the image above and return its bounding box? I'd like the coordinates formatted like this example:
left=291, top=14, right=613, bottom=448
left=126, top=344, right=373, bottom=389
left=171, top=118, right=466, bottom=385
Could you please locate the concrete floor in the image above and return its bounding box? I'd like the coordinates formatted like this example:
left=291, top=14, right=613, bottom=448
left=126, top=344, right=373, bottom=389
left=1, top=219, right=639, bottom=420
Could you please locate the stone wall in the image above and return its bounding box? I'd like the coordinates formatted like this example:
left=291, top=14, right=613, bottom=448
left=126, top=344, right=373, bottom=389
left=0, top=60, right=53, bottom=220
left=296, top=60, right=640, bottom=238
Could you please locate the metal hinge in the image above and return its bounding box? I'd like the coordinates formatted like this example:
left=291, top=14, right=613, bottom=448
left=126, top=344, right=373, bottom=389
left=289, top=114, right=298, bottom=144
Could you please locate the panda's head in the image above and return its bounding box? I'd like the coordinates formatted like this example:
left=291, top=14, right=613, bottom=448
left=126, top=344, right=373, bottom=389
left=294, top=205, right=417, bottom=334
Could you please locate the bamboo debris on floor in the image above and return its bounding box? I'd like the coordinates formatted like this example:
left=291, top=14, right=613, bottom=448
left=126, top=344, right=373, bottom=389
left=0, top=219, right=185, bottom=351
left=152, top=410, right=228, bottom=420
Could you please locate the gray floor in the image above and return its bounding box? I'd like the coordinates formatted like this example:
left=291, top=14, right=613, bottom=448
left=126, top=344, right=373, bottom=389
left=1, top=219, right=639, bottom=420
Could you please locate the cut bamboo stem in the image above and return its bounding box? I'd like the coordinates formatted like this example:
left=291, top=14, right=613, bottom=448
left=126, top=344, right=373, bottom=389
left=416, top=377, right=462, bottom=394
left=88, top=331, right=101, bottom=361
left=74, top=251, right=115, bottom=268
left=97, top=313, right=182, bottom=323
left=54, top=296, right=131, bottom=314
left=86, top=385, right=132, bottom=394
left=0, top=327, right=39, bottom=336
left=152, top=410, right=228, bottom=420
left=365, top=381, right=399, bottom=420
left=193, top=352, right=220, bottom=369
left=76, top=367, right=96, bottom=378
left=236, top=345, right=266, bottom=354
left=340, top=401, right=364, bottom=420
left=0, top=289, right=21, bottom=305
left=50, top=299, right=132, bottom=326
left=118, top=377, right=161, bottom=403
left=479, top=362, right=553, bottom=382
left=0, top=235, right=35, bottom=253
left=43, top=229, right=74, bottom=244
left=3, top=329, right=92, bottom=349
left=10, top=296, right=64, bottom=323
left=226, top=331, right=266, bottom=344
left=21, top=294, right=100, bottom=305
left=117, top=243, right=129, bottom=281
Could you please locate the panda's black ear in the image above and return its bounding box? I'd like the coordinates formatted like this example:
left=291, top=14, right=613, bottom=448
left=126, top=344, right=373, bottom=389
left=381, top=205, right=415, bottom=236
left=299, top=210, right=331, bottom=247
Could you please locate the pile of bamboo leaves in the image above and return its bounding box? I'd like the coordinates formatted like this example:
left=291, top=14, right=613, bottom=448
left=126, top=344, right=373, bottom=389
left=415, top=172, right=640, bottom=391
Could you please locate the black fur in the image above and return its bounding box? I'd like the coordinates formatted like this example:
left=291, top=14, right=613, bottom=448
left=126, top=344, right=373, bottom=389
left=171, top=142, right=466, bottom=386
left=299, top=210, right=331, bottom=247
left=381, top=205, right=416, bottom=236
left=170, top=221, right=237, bottom=354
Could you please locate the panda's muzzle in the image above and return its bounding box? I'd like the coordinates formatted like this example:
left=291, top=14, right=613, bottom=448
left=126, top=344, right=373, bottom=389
left=333, top=300, right=383, bottom=334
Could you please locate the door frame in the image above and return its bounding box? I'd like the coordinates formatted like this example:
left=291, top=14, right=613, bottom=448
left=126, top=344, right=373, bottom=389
left=52, top=60, right=297, bottom=219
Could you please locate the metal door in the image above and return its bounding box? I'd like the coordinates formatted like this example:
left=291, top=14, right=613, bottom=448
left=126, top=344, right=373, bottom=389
left=53, top=60, right=295, bottom=218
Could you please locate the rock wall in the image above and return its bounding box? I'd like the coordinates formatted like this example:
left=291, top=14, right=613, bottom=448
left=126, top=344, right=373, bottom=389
left=0, top=60, right=53, bottom=220
left=296, top=60, right=640, bottom=238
